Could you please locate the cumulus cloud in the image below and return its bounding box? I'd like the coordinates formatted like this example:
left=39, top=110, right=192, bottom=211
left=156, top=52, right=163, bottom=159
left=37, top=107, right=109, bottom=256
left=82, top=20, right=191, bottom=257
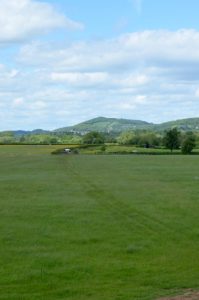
left=18, top=29, right=199, bottom=73
left=1, top=29, right=199, bottom=129
left=0, top=0, right=83, bottom=43
left=50, top=71, right=149, bottom=89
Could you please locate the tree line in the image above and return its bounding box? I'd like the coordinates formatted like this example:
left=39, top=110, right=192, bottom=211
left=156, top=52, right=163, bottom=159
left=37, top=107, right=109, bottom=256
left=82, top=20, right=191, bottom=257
left=0, top=128, right=197, bottom=154
left=82, top=128, right=197, bottom=154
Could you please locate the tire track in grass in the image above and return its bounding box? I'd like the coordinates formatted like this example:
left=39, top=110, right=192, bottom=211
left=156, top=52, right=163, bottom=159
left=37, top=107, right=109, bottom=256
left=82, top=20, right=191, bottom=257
left=82, top=180, right=183, bottom=244
left=60, top=156, right=155, bottom=237
left=64, top=157, right=181, bottom=243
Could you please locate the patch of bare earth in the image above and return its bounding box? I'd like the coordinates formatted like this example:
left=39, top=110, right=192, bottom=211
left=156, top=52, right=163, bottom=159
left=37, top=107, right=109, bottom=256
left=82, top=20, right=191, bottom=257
left=158, top=290, right=199, bottom=300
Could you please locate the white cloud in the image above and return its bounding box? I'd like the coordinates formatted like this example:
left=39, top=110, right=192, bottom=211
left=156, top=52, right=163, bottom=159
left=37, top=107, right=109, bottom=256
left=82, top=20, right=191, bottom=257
left=50, top=71, right=149, bottom=88
left=18, top=29, right=199, bottom=74
left=134, top=95, right=147, bottom=104
left=2, top=29, right=199, bottom=129
left=0, top=0, right=83, bottom=43
left=29, top=100, right=47, bottom=110
left=9, top=69, right=20, bottom=78
left=51, top=72, right=109, bottom=87
left=119, top=75, right=149, bottom=87
left=12, top=97, right=24, bottom=107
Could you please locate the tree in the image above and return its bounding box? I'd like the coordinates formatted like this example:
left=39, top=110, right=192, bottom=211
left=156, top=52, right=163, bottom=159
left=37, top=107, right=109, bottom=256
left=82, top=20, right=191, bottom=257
left=136, top=132, right=161, bottom=148
left=82, top=131, right=105, bottom=144
left=49, top=137, right=59, bottom=144
left=181, top=132, right=196, bottom=154
left=117, top=131, right=135, bottom=145
left=163, top=128, right=181, bottom=152
left=19, top=136, right=26, bottom=143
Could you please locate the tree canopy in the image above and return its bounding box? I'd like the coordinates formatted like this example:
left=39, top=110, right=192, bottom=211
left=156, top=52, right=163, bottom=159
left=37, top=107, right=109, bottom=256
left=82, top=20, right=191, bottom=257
left=181, top=132, right=196, bottom=154
left=163, top=128, right=181, bottom=152
left=82, top=131, right=105, bottom=144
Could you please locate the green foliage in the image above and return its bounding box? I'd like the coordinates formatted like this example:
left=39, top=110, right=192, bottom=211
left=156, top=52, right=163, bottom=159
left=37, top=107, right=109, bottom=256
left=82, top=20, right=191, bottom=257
left=0, top=131, right=15, bottom=144
left=163, top=128, right=181, bottom=152
left=82, top=131, right=105, bottom=144
left=181, top=132, right=196, bottom=154
left=55, top=116, right=199, bottom=133
left=100, top=145, right=106, bottom=152
left=157, top=117, right=199, bottom=131
left=0, top=132, right=82, bottom=145
left=117, top=131, right=135, bottom=145
left=52, top=144, right=199, bottom=155
left=117, top=130, right=162, bottom=147
left=135, top=132, right=162, bottom=147
left=49, top=137, right=59, bottom=144
left=2, top=117, right=199, bottom=146
left=56, top=116, right=151, bottom=133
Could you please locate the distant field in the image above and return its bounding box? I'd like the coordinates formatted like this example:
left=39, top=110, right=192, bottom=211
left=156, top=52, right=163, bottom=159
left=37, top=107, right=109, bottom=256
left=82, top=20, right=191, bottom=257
left=51, top=144, right=199, bottom=155
left=0, top=145, right=199, bottom=300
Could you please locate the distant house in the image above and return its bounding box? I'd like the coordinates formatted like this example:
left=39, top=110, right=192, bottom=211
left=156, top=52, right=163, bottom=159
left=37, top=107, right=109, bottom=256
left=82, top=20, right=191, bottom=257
left=64, top=148, right=71, bottom=154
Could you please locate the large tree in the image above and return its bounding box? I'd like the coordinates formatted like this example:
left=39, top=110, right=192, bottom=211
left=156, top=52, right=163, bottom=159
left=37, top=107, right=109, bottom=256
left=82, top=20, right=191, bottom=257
left=164, top=128, right=181, bottom=152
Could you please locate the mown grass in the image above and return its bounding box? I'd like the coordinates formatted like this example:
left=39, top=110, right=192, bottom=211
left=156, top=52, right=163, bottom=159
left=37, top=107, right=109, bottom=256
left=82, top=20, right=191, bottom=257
left=0, top=145, right=199, bottom=300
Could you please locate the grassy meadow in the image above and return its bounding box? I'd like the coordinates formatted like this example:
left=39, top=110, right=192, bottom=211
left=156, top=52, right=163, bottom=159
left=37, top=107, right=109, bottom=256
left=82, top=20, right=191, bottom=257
left=0, top=145, right=199, bottom=299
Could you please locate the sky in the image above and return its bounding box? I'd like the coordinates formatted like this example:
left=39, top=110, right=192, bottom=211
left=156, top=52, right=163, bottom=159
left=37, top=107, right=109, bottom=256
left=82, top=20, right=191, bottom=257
left=1, top=0, right=199, bottom=130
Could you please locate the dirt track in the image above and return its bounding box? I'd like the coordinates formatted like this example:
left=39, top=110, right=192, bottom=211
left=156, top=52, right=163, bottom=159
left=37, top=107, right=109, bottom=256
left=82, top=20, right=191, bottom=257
left=158, top=290, right=199, bottom=300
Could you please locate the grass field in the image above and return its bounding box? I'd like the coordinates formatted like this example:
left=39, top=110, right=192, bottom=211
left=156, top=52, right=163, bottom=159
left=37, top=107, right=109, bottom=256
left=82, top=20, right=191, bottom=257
left=0, top=145, right=199, bottom=300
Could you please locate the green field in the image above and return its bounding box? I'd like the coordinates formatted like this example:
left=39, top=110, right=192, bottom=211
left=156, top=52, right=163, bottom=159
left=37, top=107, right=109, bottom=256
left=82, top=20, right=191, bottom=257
left=0, top=146, right=199, bottom=300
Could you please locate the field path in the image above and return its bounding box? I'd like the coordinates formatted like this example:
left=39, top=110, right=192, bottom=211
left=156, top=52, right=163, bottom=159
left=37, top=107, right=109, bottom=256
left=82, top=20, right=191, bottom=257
left=158, top=290, right=199, bottom=299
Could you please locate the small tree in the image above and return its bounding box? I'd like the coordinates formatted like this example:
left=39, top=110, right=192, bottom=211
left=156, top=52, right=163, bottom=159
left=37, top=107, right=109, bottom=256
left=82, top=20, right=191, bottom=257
left=163, top=128, right=181, bottom=152
left=181, top=132, right=196, bottom=154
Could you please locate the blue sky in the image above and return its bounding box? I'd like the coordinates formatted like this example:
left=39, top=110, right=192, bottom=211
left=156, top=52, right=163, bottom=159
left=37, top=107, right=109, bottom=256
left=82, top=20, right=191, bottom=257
left=1, top=0, right=199, bottom=130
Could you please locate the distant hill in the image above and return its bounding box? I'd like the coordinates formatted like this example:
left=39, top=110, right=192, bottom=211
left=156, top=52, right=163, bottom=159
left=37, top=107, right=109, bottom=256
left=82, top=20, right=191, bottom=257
left=154, top=118, right=199, bottom=131
left=12, top=129, right=50, bottom=136
left=2, top=117, right=199, bottom=135
left=55, top=117, right=153, bottom=133
left=55, top=117, right=199, bottom=133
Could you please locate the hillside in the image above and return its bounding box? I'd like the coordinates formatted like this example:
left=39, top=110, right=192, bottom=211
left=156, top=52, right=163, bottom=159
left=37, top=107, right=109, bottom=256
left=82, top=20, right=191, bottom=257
left=12, top=129, right=50, bottom=136
left=2, top=117, right=199, bottom=136
left=55, top=116, right=199, bottom=133
left=55, top=117, right=153, bottom=133
left=155, top=118, right=199, bottom=131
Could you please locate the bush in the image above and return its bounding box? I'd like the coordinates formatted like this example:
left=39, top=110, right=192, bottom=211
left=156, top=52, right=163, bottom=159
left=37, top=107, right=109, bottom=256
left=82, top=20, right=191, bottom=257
left=100, top=145, right=106, bottom=152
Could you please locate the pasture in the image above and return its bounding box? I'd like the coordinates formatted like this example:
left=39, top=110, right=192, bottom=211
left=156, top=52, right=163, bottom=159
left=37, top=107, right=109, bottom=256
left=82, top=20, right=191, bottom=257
left=0, top=145, right=199, bottom=300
